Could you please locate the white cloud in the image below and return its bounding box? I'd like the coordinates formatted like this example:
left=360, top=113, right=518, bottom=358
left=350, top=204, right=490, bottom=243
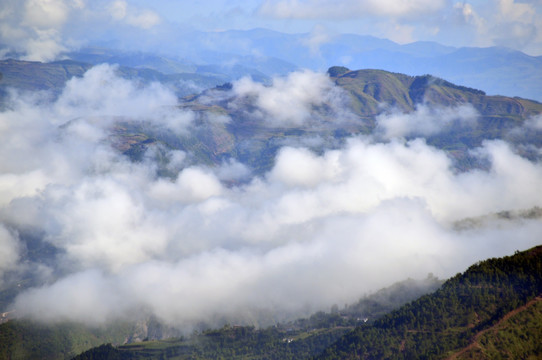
left=8, top=133, right=542, bottom=327
left=269, top=146, right=340, bottom=187
left=259, top=0, right=447, bottom=19
left=125, top=9, right=161, bottom=29
left=448, top=0, right=542, bottom=52
left=454, top=2, right=485, bottom=30
left=524, top=114, right=542, bottom=130
left=2, top=65, right=542, bottom=330
left=376, top=104, right=478, bottom=139
left=0, top=0, right=162, bottom=61
left=23, top=0, right=69, bottom=30
left=232, top=70, right=350, bottom=126
left=0, top=0, right=88, bottom=61
left=301, top=24, right=333, bottom=55
left=0, top=63, right=191, bottom=208
left=149, top=167, right=223, bottom=204
left=108, top=0, right=127, bottom=21
left=54, top=64, right=178, bottom=119
left=107, top=0, right=161, bottom=29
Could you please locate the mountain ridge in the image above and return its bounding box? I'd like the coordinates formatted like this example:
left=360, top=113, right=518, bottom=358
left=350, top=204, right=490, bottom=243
left=151, top=29, right=542, bottom=101
left=2, top=58, right=540, bottom=175
left=3, top=28, right=541, bottom=100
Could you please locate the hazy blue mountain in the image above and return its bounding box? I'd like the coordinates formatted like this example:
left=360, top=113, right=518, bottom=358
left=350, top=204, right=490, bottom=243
left=3, top=28, right=541, bottom=100
left=66, top=47, right=198, bottom=74
left=0, top=58, right=238, bottom=99
left=12, top=28, right=536, bottom=101
left=143, top=28, right=542, bottom=101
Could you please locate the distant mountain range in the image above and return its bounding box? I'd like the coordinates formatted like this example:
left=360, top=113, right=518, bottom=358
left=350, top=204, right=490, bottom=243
left=83, top=28, right=542, bottom=102
left=2, top=28, right=540, bottom=101
left=0, top=58, right=232, bottom=99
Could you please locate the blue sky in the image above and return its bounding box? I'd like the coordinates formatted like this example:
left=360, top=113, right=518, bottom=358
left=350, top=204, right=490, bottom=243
left=1, top=0, right=542, bottom=61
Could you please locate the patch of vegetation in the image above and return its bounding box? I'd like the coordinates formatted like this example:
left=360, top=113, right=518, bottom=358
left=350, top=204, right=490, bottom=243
left=0, top=321, right=133, bottom=360
left=327, top=66, right=350, bottom=77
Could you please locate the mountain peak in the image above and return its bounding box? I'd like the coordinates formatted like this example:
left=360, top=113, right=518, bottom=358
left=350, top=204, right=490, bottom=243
left=327, top=66, right=351, bottom=77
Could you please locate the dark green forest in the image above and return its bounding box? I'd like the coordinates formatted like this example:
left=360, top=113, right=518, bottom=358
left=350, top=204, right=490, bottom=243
left=316, top=246, right=542, bottom=360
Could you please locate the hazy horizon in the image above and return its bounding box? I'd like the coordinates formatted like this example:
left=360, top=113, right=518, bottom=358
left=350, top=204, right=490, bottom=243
left=1, top=0, right=542, bottom=62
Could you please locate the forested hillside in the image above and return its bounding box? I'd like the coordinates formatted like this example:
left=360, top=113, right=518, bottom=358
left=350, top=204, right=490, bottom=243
left=316, top=245, right=542, bottom=360
left=63, top=246, right=542, bottom=359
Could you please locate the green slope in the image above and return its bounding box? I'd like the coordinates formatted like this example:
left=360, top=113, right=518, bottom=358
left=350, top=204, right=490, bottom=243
left=0, top=321, right=133, bottom=360
left=315, top=245, right=542, bottom=360
left=447, top=297, right=542, bottom=360
left=328, top=66, right=542, bottom=119
left=0, top=59, right=231, bottom=101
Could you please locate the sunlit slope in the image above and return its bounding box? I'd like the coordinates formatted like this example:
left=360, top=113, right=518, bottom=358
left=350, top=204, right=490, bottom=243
left=329, top=66, right=542, bottom=119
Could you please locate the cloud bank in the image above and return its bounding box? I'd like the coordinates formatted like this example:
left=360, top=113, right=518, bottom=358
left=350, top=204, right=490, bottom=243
left=231, top=70, right=353, bottom=126
left=0, top=67, right=541, bottom=331
left=376, top=104, right=478, bottom=139
left=259, top=0, right=447, bottom=19
left=0, top=0, right=161, bottom=61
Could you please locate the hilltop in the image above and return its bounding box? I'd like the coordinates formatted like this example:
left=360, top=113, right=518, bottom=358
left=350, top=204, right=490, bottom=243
left=328, top=66, right=542, bottom=119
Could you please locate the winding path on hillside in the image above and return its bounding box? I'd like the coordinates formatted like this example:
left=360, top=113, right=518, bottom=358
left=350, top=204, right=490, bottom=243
left=445, top=295, right=542, bottom=360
